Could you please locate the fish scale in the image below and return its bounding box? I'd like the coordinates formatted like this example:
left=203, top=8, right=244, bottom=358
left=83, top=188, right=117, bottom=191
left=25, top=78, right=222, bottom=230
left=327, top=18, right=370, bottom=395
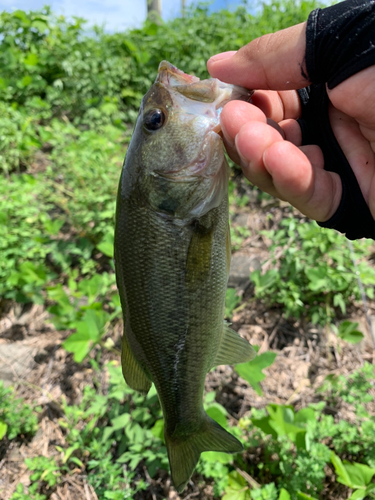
left=114, top=61, right=255, bottom=492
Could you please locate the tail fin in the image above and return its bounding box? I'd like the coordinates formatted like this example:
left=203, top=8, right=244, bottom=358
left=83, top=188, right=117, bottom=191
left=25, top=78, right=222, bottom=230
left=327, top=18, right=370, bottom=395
left=165, top=415, right=242, bottom=493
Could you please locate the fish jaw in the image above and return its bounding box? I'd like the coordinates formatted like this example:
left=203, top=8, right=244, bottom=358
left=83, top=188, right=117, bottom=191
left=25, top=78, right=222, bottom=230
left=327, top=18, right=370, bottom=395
left=136, top=62, right=252, bottom=222
left=157, top=59, right=253, bottom=134
left=156, top=60, right=200, bottom=86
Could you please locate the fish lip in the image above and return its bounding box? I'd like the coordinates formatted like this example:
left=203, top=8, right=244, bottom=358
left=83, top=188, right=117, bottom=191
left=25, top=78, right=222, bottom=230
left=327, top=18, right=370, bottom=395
left=156, top=60, right=200, bottom=86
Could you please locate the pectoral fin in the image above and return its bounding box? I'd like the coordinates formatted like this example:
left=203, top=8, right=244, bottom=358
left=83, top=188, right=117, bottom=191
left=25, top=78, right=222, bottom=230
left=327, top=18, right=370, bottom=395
left=212, top=322, right=256, bottom=368
left=186, top=222, right=214, bottom=290
left=121, top=334, right=152, bottom=394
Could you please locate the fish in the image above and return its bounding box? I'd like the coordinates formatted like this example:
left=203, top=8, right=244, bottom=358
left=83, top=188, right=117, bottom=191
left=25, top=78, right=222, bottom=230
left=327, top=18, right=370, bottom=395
left=114, top=61, right=255, bottom=493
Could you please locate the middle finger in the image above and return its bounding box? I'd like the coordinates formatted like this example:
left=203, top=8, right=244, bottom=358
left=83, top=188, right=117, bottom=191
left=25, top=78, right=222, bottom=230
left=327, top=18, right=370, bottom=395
left=251, top=89, right=302, bottom=122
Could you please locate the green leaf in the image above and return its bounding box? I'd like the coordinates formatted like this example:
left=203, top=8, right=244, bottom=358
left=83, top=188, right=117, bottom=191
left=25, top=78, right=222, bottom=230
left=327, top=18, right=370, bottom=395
left=62, top=443, right=80, bottom=464
left=67, top=309, right=108, bottom=357
left=279, top=489, right=291, bottom=500
left=295, top=408, right=316, bottom=424
left=122, top=39, right=138, bottom=53
left=296, top=493, right=318, bottom=500
left=151, top=419, right=164, bottom=441
left=250, top=269, right=278, bottom=293
left=102, top=426, right=115, bottom=443
left=42, top=216, right=64, bottom=235
left=31, top=19, right=48, bottom=32
left=13, top=9, right=31, bottom=24
left=333, top=293, right=346, bottom=313
left=97, top=232, right=114, bottom=258
left=365, top=484, right=375, bottom=495
left=69, top=456, right=84, bottom=467
left=19, top=75, right=32, bottom=87
left=144, top=21, right=159, bottom=35
left=251, top=415, right=277, bottom=439
left=0, top=420, right=8, bottom=440
left=206, top=405, right=228, bottom=429
left=225, top=288, right=241, bottom=318
left=338, top=321, right=364, bottom=344
left=110, top=413, right=131, bottom=431
left=305, top=267, right=328, bottom=291
left=223, top=471, right=250, bottom=500
left=252, top=404, right=309, bottom=448
left=62, top=331, right=91, bottom=362
left=201, top=451, right=233, bottom=464
left=267, top=404, right=306, bottom=447
left=331, top=452, right=354, bottom=487
left=348, top=490, right=367, bottom=500
left=235, top=352, right=277, bottom=395
left=82, top=309, right=105, bottom=340
left=343, top=461, right=375, bottom=488
left=204, top=391, right=216, bottom=404
left=24, top=53, right=38, bottom=66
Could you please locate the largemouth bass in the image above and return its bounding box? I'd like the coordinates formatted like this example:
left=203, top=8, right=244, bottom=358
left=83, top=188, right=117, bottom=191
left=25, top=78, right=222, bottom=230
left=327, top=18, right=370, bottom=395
left=114, top=61, right=255, bottom=492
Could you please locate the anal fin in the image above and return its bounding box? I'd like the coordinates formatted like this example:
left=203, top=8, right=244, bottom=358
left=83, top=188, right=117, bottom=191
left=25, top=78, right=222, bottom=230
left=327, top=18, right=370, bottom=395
left=121, top=334, right=151, bottom=394
left=212, top=322, right=256, bottom=368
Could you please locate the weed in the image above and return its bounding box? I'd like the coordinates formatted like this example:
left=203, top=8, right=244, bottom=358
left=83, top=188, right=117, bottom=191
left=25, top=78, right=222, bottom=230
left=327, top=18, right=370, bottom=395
left=251, top=217, right=375, bottom=324
left=0, top=382, right=39, bottom=440
left=236, top=350, right=277, bottom=396
left=10, top=484, right=47, bottom=500
left=2, top=1, right=375, bottom=499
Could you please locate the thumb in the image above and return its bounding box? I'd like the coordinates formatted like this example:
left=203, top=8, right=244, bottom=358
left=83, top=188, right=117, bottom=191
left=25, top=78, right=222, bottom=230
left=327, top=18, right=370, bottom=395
left=207, top=22, right=310, bottom=91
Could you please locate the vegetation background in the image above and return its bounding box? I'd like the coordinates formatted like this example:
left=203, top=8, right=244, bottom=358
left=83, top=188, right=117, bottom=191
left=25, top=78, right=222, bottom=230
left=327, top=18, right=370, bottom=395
left=1, top=1, right=375, bottom=499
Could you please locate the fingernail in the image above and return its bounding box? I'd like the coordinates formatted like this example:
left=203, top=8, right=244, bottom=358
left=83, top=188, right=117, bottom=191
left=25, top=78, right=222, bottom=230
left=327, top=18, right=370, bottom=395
left=208, top=51, right=237, bottom=63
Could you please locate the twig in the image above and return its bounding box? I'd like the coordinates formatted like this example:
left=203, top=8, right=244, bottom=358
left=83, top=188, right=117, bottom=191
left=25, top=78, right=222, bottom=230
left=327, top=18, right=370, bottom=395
left=184, top=490, right=200, bottom=499
left=285, top=379, right=310, bottom=405
left=259, top=314, right=283, bottom=353
left=42, top=347, right=58, bottom=391
left=0, top=351, right=19, bottom=381
left=84, top=482, right=91, bottom=500
left=12, top=379, right=64, bottom=414
left=236, top=468, right=260, bottom=489
left=143, top=466, right=157, bottom=500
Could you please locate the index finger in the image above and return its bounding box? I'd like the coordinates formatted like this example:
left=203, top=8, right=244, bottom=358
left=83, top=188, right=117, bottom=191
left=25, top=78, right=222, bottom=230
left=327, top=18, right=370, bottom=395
left=207, top=22, right=310, bottom=91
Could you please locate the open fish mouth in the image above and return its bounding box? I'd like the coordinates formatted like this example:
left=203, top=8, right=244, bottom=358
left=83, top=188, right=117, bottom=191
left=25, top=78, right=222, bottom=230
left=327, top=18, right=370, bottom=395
left=156, top=61, right=200, bottom=87
left=156, top=60, right=253, bottom=109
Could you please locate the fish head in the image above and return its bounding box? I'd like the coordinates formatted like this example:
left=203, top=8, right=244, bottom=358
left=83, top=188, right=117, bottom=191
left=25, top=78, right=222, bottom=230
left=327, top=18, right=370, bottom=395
left=122, top=61, right=252, bottom=222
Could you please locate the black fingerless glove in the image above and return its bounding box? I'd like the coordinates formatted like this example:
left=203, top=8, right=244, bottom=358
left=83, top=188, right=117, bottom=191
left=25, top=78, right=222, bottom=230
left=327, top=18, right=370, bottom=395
left=298, top=0, right=375, bottom=240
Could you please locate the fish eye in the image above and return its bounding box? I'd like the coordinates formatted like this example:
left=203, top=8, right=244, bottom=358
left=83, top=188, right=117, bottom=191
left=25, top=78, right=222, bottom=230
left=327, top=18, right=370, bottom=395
left=143, top=109, right=165, bottom=132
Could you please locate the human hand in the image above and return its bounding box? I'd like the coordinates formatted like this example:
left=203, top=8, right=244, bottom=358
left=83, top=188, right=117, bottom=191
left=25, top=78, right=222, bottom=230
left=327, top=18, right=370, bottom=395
left=207, top=22, right=375, bottom=223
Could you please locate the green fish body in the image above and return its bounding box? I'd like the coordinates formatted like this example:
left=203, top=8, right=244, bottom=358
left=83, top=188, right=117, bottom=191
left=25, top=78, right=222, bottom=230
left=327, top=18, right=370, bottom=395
left=114, top=61, right=255, bottom=492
